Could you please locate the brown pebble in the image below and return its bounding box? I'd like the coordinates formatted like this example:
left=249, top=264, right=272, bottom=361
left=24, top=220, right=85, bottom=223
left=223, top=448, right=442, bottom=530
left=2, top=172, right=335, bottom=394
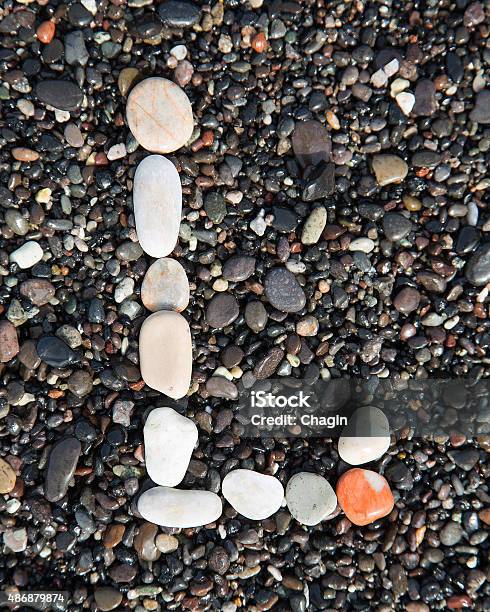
left=252, top=32, right=268, bottom=53
left=0, top=321, right=19, bottom=363
left=12, top=148, right=40, bottom=162
left=103, top=524, right=125, bottom=549
left=0, top=458, right=16, bottom=494
left=36, top=20, right=55, bottom=44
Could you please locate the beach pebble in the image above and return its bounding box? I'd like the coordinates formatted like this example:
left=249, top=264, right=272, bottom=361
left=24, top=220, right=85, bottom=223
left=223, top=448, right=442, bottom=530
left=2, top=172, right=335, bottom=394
left=301, top=207, right=327, bottom=245
left=133, top=155, right=182, bottom=258
left=464, top=244, right=490, bottom=286
left=222, top=469, right=284, bottom=520
left=0, top=321, right=19, bottom=363
left=126, top=77, right=194, bottom=153
left=141, top=258, right=189, bottom=312
left=292, top=120, right=331, bottom=168
left=286, top=472, right=337, bottom=525
left=265, top=268, right=306, bottom=313
left=138, top=487, right=222, bottom=528
left=44, top=437, right=81, bottom=502
left=9, top=241, right=44, bottom=269
left=372, top=155, right=408, bottom=186
left=139, top=311, right=192, bottom=399
left=338, top=406, right=391, bottom=466
left=336, top=468, right=394, bottom=526
left=144, top=407, right=197, bottom=487
left=0, top=458, right=16, bottom=494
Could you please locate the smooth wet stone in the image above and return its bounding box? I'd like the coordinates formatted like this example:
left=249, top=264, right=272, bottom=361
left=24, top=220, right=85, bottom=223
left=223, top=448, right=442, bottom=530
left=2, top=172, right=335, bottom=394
left=139, top=311, right=192, bottom=399
left=0, top=457, right=16, bottom=494
left=10, top=241, right=43, bottom=269
left=302, top=162, right=335, bottom=201
left=19, top=279, right=55, bottom=306
left=393, top=287, right=420, bottom=314
left=456, top=226, right=480, bottom=255
left=301, top=207, right=327, bottom=244
left=470, top=91, right=490, bottom=124
left=245, top=301, right=268, bottom=333
left=292, top=120, right=331, bottom=168
left=336, top=468, right=394, bottom=526
left=222, top=255, right=256, bottom=282
left=144, top=407, right=197, bottom=487
left=412, top=79, right=438, bottom=116
left=222, top=469, right=284, bottom=520
left=382, top=213, right=412, bottom=241
left=157, top=1, right=201, bottom=27
left=44, top=437, right=81, bottom=502
left=206, top=293, right=239, bottom=328
left=141, top=258, right=189, bottom=312
left=338, top=406, right=391, bottom=466
left=0, top=321, right=19, bottom=363
left=465, top=243, right=490, bottom=286
left=206, top=376, right=238, bottom=399
left=138, top=487, right=222, bottom=528
left=36, top=336, right=80, bottom=368
left=133, top=155, right=182, bottom=258
left=372, top=155, right=408, bottom=186
left=94, top=588, right=123, bottom=612
left=126, top=77, right=194, bottom=153
left=134, top=522, right=160, bottom=561
left=286, top=472, right=337, bottom=525
left=265, top=268, right=306, bottom=313
left=36, top=79, right=83, bottom=111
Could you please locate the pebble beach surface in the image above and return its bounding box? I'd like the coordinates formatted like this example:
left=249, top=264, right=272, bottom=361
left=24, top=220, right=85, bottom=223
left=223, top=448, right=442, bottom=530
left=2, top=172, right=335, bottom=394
left=0, top=0, right=489, bottom=610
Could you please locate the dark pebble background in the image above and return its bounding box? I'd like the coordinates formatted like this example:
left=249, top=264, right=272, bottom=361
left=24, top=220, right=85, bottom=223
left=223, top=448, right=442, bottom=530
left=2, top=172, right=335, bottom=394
left=0, top=0, right=489, bottom=610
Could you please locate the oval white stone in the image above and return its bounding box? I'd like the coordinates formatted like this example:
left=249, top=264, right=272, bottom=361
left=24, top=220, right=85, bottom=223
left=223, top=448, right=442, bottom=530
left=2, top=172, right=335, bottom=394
left=134, top=155, right=182, bottom=258
left=139, top=310, right=192, bottom=399
left=138, top=487, right=222, bottom=528
left=338, top=406, right=391, bottom=466
left=144, top=407, right=197, bottom=487
left=222, top=469, right=284, bottom=520
left=126, top=77, right=194, bottom=153
left=285, top=472, right=337, bottom=526
left=10, top=241, right=43, bottom=269
left=141, top=258, right=189, bottom=312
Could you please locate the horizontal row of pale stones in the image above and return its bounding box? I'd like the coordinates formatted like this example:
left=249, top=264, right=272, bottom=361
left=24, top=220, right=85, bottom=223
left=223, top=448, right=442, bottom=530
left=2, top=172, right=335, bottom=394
left=138, top=406, right=391, bottom=528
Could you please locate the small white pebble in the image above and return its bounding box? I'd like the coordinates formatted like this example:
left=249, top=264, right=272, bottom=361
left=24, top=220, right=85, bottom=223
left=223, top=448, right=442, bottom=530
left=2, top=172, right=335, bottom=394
left=250, top=209, right=267, bottom=236
left=396, top=91, right=415, bottom=115
left=10, top=241, right=43, bottom=269
left=171, top=45, right=187, bottom=60
left=349, top=237, right=375, bottom=253
left=107, top=143, right=127, bottom=160
left=213, top=366, right=233, bottom=381
left=371, top=68, right=387, bottom=88
left=54, top=109, right=71, bottom=123
left=390, top=77, right=410, bottom=96
left=383, top=58, right=399, bottom=77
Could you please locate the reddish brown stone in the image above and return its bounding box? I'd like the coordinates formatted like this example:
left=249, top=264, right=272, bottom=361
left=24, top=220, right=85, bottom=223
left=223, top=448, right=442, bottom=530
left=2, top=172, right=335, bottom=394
left=0, top=321, right=19, bottom=363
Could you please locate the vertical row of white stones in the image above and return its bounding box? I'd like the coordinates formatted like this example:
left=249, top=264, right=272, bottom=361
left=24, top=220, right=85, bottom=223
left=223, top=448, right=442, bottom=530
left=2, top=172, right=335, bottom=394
left=125, top=77, right=223, bottom=527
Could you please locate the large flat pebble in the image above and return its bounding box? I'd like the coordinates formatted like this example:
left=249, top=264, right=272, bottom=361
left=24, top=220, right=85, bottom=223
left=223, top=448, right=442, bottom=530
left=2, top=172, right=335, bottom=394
left=134, top=155, right=182, bottom=258
left=144, top=407, right=197, bottom=486
left=265, top=268, right=306, bottom=313
left=139, top=311, right=192, bottom=399
left=44, top=437, right=81, bottom=502
left=286, top=473, right=337, bottom=525
left=126, top=77, right=194, bottom=153
left=138, top=487, right=222, bottom=528
left=222, top=469, right=284, bottom=520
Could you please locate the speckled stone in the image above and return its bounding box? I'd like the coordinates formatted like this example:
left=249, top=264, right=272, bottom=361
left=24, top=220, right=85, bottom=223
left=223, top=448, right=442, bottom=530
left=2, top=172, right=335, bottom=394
left=338, top=406, right=391, bottom=466
left=286, top=473, right=337, bottom=525
left=126, top=77, right=194, bottom=153
left=141, top=258, right=189, bottom=312
left=372, top=155, right=408, bottom=186
left=265, top=268, right=306, bottom=313
left=0, top=321, right=19, bottom=363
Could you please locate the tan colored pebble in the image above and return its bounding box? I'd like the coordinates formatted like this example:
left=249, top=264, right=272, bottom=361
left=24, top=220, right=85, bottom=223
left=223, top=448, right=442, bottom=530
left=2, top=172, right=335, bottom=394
left=0, top=458, right=16, bottom=494
left=141, top=258, right=189, bottom=313
left=12, top=147, right=40, bottom=162
left=126, top=77, right=194, bottom=153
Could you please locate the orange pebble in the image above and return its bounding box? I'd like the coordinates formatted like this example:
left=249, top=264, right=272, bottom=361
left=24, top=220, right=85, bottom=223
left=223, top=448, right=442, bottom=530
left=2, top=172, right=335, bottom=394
left=37, top=20, right=55, bottom=44
left=251, top=32, right=268, bottom=53
left=201, top=130, right=214, bottom=147
left=336, top=468, right=394, bottom=526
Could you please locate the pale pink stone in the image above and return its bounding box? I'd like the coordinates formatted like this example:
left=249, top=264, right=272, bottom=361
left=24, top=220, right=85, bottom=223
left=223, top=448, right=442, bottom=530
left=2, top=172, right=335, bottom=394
left=139, top=311, right=192, bottom=399
left=141, top=258, right=189, bottom=312
left=126, top=77, right=194, bottom=153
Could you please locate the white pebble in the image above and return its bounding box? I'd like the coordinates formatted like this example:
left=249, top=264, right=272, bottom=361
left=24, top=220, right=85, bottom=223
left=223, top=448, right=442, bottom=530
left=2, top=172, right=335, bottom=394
left=138, top=487, right=222, bottom=528
left=222, top=469, right=284, bottom=520
left=115, top=277, right=134, bottom=303
left=107, top=143, right=127, bottom=160
left=383, top=58, right=399, bottom=77
left=171, top=45, right=187, bottom=60
left=10, top=241, right=43, bottom=269
left=396, top=92, right=415, bottom=115
left=371, top=69, right=388, bottom=88
left=349, top=237, right=375, bottom=253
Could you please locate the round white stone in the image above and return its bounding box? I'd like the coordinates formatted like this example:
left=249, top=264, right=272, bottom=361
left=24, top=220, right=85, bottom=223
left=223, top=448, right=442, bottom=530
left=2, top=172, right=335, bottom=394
left=338, top=406, right=391, bottom=466
left=141, top=258, right=189, bottom=312
left=222, top=469, right=284, bottom=520
left=349, top=237, right=375, bottom=253
left=9, top=241, right=43, bottom=269
left=285, top=472, right=337, bottom=525
left=396, top=91, right=415, bottom=116
left=126, top=77, right=194, bottom=153
left=144, top=407, right=197, bottom=487
left=139, top=310, right=192, bottom=399
left=134, top=155, right=182, bottom=258
left=138, top=487, right=222, bottom=528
